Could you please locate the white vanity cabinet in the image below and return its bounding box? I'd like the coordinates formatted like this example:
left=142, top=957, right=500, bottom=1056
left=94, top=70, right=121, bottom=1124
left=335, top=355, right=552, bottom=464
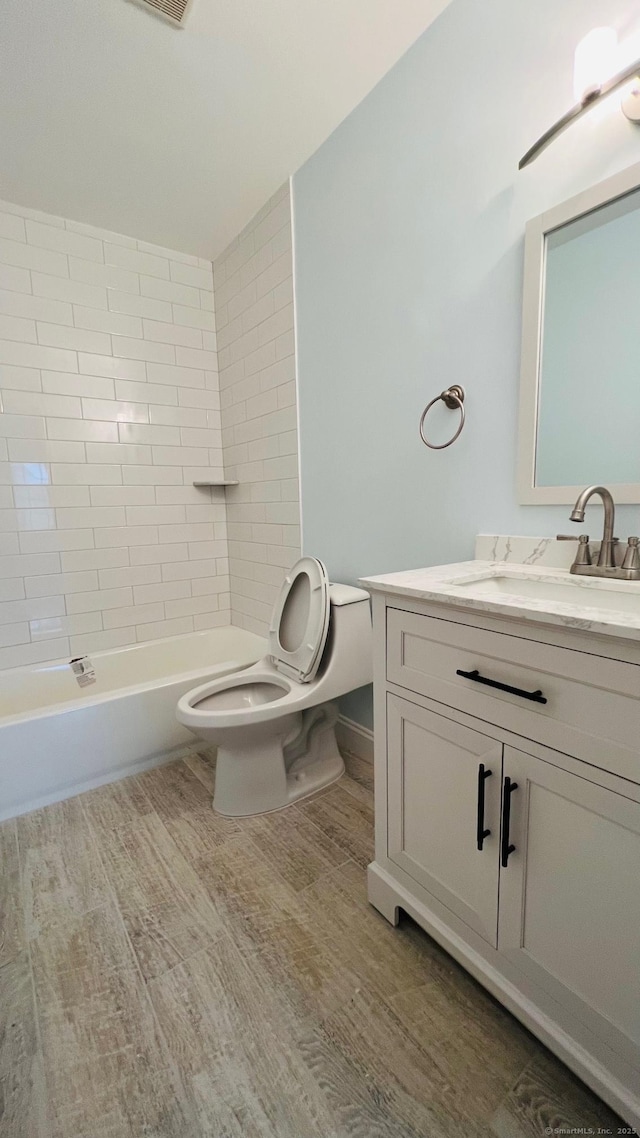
left=366, top=590, right=640, bottom=1128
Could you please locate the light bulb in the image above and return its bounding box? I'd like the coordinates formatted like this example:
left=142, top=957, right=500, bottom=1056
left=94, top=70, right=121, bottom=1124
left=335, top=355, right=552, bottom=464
left=573, top=27, right=618, bottom=103
left=622, top=78, right=640, bottom=122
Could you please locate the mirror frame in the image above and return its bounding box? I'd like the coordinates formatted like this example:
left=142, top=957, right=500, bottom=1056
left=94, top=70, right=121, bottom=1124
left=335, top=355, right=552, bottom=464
left=517, top=159, right=640, bottom=505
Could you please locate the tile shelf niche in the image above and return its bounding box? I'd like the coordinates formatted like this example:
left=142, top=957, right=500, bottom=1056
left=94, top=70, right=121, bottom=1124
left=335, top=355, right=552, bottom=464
left=192, top=479, right=240, bottom=487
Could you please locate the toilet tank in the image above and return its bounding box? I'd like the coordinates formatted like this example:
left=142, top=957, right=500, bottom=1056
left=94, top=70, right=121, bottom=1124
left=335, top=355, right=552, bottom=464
left=314, top=584, right=372, bottom=699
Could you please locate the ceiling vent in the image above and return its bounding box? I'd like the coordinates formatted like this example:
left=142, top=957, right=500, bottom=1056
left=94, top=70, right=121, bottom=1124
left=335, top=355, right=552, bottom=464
left=133, top=0, right=192, bottom=26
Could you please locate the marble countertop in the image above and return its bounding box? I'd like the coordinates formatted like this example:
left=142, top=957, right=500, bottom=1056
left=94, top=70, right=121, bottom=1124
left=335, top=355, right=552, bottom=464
left=360, top=560, right=640, bottom=643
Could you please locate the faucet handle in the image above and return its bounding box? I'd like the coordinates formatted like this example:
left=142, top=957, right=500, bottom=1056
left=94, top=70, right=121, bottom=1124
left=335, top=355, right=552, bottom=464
left=622, top=537, right=640, bottom=571
left=556, top=533, right=592, bottom=566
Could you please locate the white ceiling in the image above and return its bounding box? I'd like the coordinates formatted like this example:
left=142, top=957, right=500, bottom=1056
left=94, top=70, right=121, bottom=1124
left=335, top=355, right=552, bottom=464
left=0, top=0, right=450, bottom=259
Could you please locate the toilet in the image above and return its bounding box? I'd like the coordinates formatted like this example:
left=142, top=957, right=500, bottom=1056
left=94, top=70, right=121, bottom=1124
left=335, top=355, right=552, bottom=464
left=176, top=557, right=372, bottom=816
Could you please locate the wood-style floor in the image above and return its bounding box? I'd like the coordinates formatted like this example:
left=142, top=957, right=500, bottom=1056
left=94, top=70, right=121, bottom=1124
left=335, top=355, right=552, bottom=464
left=1, top=749, right=624, bottom=1137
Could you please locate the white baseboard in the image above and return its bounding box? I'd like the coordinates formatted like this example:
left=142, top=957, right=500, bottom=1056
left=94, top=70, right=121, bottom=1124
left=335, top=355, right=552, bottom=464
left=336, top=715, right=374, bottom=764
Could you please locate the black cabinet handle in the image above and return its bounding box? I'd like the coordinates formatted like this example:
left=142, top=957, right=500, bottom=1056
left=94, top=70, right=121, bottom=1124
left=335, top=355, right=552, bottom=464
left=456, top=668, right=547, bottom=705
left=501, top=776, right=519, bottom=867
left=476, top=763, right=492, bottom=851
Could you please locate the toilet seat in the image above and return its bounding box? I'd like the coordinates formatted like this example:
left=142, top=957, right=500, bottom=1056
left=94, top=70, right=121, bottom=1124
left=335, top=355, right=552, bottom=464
left=268, top=556, right=330, bottom=683
left=178, top=664, right=302, bottom=729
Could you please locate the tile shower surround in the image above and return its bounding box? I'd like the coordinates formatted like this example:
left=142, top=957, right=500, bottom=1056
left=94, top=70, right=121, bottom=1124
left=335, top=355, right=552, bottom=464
left=0, top=200, right=228, bottom=670
left=214, top=183, right=301, bottom=638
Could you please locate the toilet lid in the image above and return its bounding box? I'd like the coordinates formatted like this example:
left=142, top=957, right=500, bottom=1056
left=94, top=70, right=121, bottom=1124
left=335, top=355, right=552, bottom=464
left=268, top=556, right=330, bottom=683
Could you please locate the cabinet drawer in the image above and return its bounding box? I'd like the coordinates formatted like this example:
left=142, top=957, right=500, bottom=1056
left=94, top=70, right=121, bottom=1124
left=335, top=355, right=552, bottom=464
left=387, top=606, right=640, bottom=784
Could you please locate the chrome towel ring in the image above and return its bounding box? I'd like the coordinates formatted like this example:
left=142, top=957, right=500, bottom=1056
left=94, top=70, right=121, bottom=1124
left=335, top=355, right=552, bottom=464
left=419, top=385, right=465, bottom=450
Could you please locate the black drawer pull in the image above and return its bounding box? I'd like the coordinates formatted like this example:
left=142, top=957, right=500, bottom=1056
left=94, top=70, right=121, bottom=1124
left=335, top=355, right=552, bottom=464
left=476, top=763, right=492, bottom=851
left=456, top=668, right=547, bottom=705
left=501, top=776, right=519, bottom=867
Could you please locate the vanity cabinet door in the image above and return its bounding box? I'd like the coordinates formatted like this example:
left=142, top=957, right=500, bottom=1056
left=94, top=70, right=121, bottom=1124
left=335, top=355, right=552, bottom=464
left=498, top=746, right=640, bottom=1069
left=387, top=694, right=502, bottom=947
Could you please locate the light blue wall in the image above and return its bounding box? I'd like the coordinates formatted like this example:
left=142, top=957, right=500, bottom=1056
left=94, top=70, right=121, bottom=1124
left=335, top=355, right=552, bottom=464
left=293, top=0, right=640, bottom=729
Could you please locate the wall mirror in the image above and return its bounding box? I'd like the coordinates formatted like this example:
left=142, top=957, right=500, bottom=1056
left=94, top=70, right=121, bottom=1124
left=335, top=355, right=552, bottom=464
left=517, top=161, right=640, bottom=504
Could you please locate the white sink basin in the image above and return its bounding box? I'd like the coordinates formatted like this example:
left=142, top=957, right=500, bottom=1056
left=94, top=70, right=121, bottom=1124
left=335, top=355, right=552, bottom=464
left=449, top=573, right=640, bottom=615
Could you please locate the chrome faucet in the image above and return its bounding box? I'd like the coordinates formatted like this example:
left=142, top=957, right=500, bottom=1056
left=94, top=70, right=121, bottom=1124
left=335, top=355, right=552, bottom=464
left=558, top=485, right=640, bottom=580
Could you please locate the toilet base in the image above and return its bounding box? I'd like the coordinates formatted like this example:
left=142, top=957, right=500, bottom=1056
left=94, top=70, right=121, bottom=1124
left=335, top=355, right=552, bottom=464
left=212, top=701, right=344, bottom=817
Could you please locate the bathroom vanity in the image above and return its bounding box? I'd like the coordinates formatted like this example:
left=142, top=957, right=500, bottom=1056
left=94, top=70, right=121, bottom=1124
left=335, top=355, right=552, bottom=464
left=362, top=551, right=640, bottom=1127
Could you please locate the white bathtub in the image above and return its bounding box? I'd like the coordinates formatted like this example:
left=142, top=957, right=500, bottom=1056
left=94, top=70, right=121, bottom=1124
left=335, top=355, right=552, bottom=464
left=0, top=626, right=266, bottom=821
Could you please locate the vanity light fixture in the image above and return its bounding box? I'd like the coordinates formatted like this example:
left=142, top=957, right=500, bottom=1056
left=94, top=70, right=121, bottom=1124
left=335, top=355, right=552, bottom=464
left=573, top=27, right=617, bottom=103
left=519, top=27, right=640, bottom=169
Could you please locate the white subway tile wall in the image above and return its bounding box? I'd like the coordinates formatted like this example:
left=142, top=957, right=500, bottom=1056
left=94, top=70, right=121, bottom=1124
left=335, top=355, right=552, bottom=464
left=215, top=183, right=301, bottom=637
left=0, top=200, right=229, bottom=669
